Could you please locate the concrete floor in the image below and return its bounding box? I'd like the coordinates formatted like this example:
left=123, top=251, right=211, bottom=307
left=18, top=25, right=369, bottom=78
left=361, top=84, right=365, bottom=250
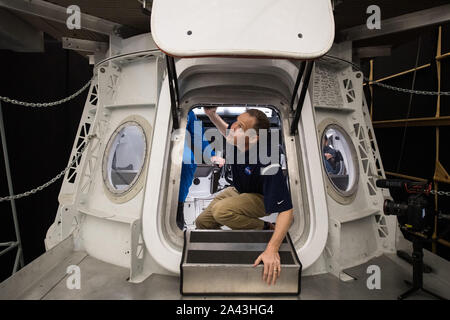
left=3, top=252, right=448, bottom=300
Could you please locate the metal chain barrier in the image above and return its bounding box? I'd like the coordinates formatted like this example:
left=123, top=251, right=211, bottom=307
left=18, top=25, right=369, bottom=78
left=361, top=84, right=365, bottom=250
left=430, top=189, right=450, bottom=197
left=322, top=55, right=450, bottom=96
left=365, top=78, right=450, bottom=96
left=0, top=78, right=93, bottom=108
left=0, top=134, right=96, bottom=203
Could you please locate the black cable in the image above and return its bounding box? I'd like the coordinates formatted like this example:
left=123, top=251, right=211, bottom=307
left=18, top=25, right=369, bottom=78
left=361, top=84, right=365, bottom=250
left=396, top=36, right=422, bottom=173
left=322, top=54, right=364, bottom=73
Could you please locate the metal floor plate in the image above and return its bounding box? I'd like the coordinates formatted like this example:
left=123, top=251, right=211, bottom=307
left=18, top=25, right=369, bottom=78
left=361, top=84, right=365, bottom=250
left=1, top=252, right=449, bottom=300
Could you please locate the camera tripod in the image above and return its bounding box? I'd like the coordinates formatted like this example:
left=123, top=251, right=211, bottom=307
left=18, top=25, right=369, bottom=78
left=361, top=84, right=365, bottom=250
left=398, top=236, right=446, bottom=300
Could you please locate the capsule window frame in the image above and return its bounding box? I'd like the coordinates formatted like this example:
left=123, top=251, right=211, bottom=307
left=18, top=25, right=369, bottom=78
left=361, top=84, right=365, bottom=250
left=102, top=115, right=152, bottom=204
left=318, top=119, right=359, bottom=205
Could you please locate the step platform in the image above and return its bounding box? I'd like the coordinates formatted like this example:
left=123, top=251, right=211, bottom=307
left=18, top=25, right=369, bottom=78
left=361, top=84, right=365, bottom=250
left=180, top=230, right=301, bottom=296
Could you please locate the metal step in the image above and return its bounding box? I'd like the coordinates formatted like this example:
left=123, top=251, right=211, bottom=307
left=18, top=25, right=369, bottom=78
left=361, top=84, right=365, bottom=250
left=180, top=230, right=301, bottom=296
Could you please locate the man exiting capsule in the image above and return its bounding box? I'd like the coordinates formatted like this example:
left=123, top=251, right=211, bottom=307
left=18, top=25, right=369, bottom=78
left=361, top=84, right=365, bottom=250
left=195, top=107, right=294, bottom=285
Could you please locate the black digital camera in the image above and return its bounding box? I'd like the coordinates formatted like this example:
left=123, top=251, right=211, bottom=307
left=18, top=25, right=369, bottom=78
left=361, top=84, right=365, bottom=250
left=376, top=179, right=434, bottom=235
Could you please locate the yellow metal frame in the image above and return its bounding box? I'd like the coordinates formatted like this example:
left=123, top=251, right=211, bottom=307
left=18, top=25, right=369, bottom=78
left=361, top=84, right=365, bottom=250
left=369, top=26, right=449, bottom=252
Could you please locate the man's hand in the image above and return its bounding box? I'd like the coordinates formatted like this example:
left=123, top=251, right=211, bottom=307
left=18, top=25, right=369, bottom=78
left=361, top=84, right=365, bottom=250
left=203, top=106, right=228, bottom=137
left=203, top=107, right=218, bottom=117
left=211, top=155, right=225, bottom=168
left=324, top=152, right=333, bottom=160
left=253, top=249, right=281, bottom=285
left=252, top=209, right=293, bottom=286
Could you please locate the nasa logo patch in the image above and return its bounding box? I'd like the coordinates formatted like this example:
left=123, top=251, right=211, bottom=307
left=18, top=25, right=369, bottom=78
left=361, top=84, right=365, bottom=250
left=244, top=167, right=252, bottom=175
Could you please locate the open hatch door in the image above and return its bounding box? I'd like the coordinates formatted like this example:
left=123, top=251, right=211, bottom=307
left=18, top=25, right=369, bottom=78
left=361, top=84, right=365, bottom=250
left=151, top=0, right=335, bottom=59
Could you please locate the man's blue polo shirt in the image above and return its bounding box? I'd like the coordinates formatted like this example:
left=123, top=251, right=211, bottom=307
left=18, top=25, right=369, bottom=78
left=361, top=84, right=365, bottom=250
left=228, top=129, right=293, bottom=214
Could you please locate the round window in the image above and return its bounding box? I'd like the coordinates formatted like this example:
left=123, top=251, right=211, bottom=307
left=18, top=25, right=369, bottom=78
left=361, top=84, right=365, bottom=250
left=321, top=124, right=359, bottom=199
left=103, top=122, right=147, bottom=195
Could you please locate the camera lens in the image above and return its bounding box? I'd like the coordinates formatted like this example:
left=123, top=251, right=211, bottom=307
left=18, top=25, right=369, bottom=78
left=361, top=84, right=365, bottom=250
left=383, top=199, right=408, bottom=216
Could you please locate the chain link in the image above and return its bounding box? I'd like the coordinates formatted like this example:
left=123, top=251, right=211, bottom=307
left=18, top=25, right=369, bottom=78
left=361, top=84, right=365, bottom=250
left=364, top=77, right=450, bottom=96
left=0, top=134, right=96, bottom=203
left=430, top=189, right=450, bottom=197
left=0, top=79, right=93, bottom=108
left=322, top=55, right=450, bottom=96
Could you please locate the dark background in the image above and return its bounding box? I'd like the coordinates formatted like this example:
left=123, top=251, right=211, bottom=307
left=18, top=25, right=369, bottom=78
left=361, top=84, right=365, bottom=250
left=0, top=34, right=92, bottom=282
left=0, top=23, right=449, bottom=283
left=360, top=23, right=450, bottom=260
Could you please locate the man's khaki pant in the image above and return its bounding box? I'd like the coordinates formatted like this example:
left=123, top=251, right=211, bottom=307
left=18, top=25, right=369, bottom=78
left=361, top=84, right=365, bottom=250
left=195, top=187, right=266, bottom=230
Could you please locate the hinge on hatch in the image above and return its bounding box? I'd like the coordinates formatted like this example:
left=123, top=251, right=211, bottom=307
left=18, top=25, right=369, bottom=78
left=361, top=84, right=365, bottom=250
left=166, top=55, right=180, bottom=130
left=290, top=60, right=315, bottom=135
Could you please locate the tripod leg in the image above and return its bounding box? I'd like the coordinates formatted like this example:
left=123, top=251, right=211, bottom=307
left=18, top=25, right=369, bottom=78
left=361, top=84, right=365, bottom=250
left=421, top=288, right=447, bottom=300
left=397, top=250, right=432, bottom=273
left=397, top=235, right=442, bottom=300
left=398, top=287, right=419, bottom=300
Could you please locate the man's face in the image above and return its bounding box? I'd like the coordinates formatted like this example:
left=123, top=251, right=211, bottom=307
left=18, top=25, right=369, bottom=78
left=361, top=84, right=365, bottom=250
left=226, top=112, right=257, bottom=150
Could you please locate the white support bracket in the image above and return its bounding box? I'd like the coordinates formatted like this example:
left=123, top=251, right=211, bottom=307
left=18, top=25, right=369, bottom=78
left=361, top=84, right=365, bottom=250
left=62, top=37, right=108, bottom=53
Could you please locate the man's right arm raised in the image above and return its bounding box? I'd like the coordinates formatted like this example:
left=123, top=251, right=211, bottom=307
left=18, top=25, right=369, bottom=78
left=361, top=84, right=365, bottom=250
left=203, top=107, right=228, bottom=137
